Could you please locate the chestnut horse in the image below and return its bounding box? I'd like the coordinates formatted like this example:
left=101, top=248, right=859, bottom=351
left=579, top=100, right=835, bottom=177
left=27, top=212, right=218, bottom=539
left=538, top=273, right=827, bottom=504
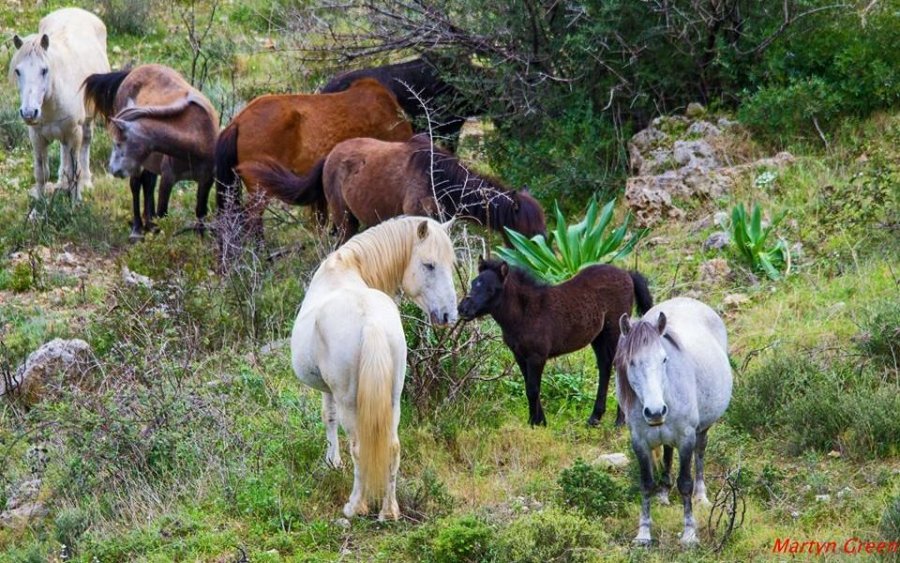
left=458, top=258, right=653, bottom=427
left=215, top=78, right=413, bottom=236
left=236, top=136, right=546, bottom=243
left=84, top=64, right=218, bottom=241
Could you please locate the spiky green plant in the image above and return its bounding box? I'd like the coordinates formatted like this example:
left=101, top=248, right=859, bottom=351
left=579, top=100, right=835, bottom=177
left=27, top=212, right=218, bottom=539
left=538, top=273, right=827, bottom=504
left=495, top=198, right=647, bottom=283
left=730, top=202, right=790, bottom=280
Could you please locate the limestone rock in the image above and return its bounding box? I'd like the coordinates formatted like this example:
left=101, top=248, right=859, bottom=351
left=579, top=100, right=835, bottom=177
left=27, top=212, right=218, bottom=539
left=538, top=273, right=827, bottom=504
left=595, top=453, right=629, bottom=469
left=703, top=231, right=730, bottom=251
left=685, top=102, right=706, bottom=118
left=1, top=339, right=93, bottom=404
left=722, top=293, right=750, bottom=309
left=699, top=259, right=731, bottom=285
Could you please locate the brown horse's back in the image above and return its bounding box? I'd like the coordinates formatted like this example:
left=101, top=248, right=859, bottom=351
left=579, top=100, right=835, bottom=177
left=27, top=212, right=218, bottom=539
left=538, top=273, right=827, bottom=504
left=324, top=138, right=431, bottom=228
left=235, top=79, right=413, bottom=190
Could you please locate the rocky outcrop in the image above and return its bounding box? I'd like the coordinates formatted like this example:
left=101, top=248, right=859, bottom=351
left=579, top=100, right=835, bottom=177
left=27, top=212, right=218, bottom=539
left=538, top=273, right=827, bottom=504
left=625, top=107, right=795, bottom=226
left=1, top=338, right=93, bottom=404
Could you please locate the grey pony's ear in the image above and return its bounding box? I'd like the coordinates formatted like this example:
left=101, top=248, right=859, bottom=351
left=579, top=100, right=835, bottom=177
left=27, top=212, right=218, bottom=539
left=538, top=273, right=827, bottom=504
left=40, top=34, right=49, bottom=50
left=13, top=35, right=23, bottom=49
left=619, top=313, right=632, bottom=336
left=656, top=312, right=667, bottom=335
left=417, top=220, right=429, bottom=240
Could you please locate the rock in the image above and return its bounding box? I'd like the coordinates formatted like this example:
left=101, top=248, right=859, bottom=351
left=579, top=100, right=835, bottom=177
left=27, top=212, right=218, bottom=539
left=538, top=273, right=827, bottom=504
left=673, top=140, right=718, bottom=170
left=685, top=102, right=706, bottom=118
left=699, top=259, right=731, bottom=285
left=687, top=121, right=721, bottom=138
left=122, top=266, right=153, bottom=288
left=4, top=479, right=41, bottom=511
left=595, top=453, right=629, bottom=469
left=0, top=502, right=47, bottom=528
left=703, top=232, right=730, bottom=251
left=815, top=494, right=831, bottom=503
left=714, top=211, right=729, bottom=227
left=827, top=450, right=842, bottom=458
left=836, top=487, right=853, bottom=499
left=717, top=117, right=739, bottom=128
left=259, top=338, right=289, bottom=355
left=1, top=339, right=93, bottom=404
left=334, top=517, right=351, bottom=529
left=722, top=293, right=750, bottom=309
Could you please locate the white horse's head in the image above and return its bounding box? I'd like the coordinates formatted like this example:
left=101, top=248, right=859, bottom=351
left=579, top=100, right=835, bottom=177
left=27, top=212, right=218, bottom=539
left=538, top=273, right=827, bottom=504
left=10, top=34, right=52, bottom=125
left=403, top=220, right=458, bottom=326
left=617, top=313, right=670, bottom=426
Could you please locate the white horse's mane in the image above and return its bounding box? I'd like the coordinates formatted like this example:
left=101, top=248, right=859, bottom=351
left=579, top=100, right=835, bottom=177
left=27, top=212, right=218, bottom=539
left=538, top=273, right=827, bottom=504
left=329, top=216, right=454, bottom=294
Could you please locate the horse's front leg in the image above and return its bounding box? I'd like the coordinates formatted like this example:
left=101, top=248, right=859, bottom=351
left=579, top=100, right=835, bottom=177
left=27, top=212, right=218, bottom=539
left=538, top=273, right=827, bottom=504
left=28, top=128, right=50, bottom=198
left=657, top=445, right=674, bottom=505
left=588, top=336, right=617, bottom=426
left=677, top=433, right=699, bottom=547
left=632, top=436, right=656, bottom=546
left=129, top=175, right=144, bottom=242
left=516, top=354, right=547, bottom=426
left=60, top=125, right=84, bottom=199
left=142, top=172, right=157, bottom=232
left=79, top=120, right=94, bottom=190
left=322, top=392, right=342, bottom=469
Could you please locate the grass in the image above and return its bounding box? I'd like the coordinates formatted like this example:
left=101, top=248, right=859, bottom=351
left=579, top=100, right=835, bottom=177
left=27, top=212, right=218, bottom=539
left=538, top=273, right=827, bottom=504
left=0, top=1, right=898, bottom=562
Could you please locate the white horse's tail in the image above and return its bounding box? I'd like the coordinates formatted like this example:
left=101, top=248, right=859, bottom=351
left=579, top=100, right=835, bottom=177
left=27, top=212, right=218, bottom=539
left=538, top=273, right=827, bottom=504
left=356, top=323, right=395, bottom=499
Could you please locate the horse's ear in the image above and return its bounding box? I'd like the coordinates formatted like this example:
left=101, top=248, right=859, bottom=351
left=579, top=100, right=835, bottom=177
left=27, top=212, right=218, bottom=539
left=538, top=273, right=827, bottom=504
left=417, top=220, right=429, bottom=240
left=13, top=35, right=23, bottom=49
left=40, top=34, right=49, bottom=51
left=512, top=192, right=520, bottom=212
left=498, top=261, right=509, bottom=279
left=656, top=312, right=667, bottom=335
left=111, top=117, right=130, bottom=136
left=440, top=217, right=456, bottom=231
left=619, top=313, right=632, bottom=336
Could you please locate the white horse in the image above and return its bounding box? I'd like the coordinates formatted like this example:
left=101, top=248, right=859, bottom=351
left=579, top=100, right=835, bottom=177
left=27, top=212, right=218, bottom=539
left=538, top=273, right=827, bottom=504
left=9, top=7, right=110, bottom=200
left=615, top=297, right=733, bottom=547
left=291, top=217, right=458, bottom=520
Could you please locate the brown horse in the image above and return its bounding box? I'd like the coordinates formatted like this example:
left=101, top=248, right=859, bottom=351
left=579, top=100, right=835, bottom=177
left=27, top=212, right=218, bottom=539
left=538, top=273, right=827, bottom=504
left=458, top=258, right=653, bottom=427
left=236, top=136, right=546, bottom=243
left=215, top=78, right=413, bottom=236
left=83, top=64, right=218, bottom=241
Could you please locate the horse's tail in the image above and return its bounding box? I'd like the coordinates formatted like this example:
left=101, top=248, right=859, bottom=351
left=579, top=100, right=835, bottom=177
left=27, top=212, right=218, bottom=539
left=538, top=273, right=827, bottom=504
left=630, top=271, right=653, bottom=315
left=235, top=158, right=325, bottom=207
left=214, top=122, right=241, bottom=212
left=356, top=323, right=396, bottom=499
left=82, top=69, right=131, bottom=119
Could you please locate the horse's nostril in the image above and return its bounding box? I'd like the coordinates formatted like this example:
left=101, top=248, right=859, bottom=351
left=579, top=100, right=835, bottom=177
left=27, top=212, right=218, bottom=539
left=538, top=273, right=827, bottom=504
left=643, top=407, right=651, bottom=419
left=661, top=405, right=668, bottom=416
left=442, top=312, right=449, bottom=323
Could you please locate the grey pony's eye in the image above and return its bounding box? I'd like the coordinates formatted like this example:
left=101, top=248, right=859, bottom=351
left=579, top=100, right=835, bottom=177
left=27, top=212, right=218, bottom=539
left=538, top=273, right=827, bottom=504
left=663, top=357, right=668, bottom=364
left=423, top=263, right=435, bottom=272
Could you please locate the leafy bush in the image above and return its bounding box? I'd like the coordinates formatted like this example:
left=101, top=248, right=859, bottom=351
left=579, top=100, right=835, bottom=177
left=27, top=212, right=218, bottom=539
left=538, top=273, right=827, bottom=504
left=54, top=507, right=90, bottom=553
left=406, top=514, right=493, bottom=563
left=0, top=105, right=28, bottom=150
left=492, top=508, right=607, bottom=563
left=856, top=300, right=900, bottom=368
left=495, top=198, right=646, bottom=283
left=882, top=495, right=900, bottom=542
left=729, top=202, right=789, bottom=280
left=94, top=0, right=155, bottom=36
left=557, top=458, right=625, bottom=517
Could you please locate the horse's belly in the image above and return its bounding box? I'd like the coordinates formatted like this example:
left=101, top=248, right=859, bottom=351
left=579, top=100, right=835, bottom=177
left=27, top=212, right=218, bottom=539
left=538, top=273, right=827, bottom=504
left=290, top=313, right=330, bottom=393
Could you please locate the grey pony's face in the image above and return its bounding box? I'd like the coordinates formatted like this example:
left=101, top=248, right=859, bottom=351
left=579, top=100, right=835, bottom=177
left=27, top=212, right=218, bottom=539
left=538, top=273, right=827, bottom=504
left=621, top=313, right=670, bottom=426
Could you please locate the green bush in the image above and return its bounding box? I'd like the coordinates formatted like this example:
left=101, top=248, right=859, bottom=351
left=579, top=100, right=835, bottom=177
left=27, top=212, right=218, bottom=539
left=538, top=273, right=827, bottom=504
left=9, top=261, right=37, bottom=293
left=557, top=458, right=625, bottom=517
left=882, top=495, right=900, bottom=543
left=94, top=0, right=155, bottom=36
left=492, top=508, right=607, bottom=563
left=54, top=507, right=90, bottom=552
left=406, top=514, right=494, bottom=563
left=856, top=300, right=900, bottom=368
left=495, top=198, right=646, bottom=283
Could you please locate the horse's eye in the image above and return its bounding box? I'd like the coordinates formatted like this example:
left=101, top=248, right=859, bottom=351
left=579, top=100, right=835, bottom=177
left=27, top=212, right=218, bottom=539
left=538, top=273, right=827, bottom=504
left=663, top=357, right=668, bottom=364
left=14, top=69, right=20, bottom=77
left=41, top=68, right=48, bottom=76
left=423, top=263, right=435, bottom=272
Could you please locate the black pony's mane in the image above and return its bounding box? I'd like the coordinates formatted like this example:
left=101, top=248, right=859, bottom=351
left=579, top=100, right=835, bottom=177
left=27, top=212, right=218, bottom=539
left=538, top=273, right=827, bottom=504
left=407, top=136, right=518, bottom=227
left=479, top=258, right=549, bottom=289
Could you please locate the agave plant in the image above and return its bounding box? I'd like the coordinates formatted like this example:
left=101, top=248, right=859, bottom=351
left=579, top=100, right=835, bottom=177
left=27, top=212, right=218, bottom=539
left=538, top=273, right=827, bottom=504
left=495, top=198, right=647, bottom=283
left=729, top=202, right=790, bottom=280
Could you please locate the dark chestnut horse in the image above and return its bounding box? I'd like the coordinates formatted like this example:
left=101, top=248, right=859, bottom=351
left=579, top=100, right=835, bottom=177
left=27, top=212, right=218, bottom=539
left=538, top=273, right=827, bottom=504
left=458, top=258, right=653, bottom=427
left=215, top=78, right=413, bottom=235
left=83, top=64, right=218, bottom=241
left=236, top=136, right=546, bottom=243
left=321, top=56, right=481, bottom=150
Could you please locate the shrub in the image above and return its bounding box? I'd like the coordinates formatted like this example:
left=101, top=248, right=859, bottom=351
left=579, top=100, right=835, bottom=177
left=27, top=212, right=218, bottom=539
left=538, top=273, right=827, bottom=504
left=495, top=198, right=646, bottom=283
left=54, top=507, right=90, bottom=553
left=94, top=0, right=155, bottom=36
left=492, top=508, right=607, bottom=563
left=729, top=202, right=790, bottom=280
left=557, top=458, right=625, bottom=518
left=0, top=105, right=28, bottom=150
left=432, top=515, right=493, bottom=563
left=856, top=300, right=900, bottom=368
left=882, top=495, right=900, bottom=543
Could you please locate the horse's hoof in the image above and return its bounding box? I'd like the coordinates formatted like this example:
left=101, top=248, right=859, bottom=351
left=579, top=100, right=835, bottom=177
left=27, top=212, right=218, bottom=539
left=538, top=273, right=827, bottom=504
left=680, top=529, right=699, bottom=548
left=587, top=415, right=601, bottom=427
left=656, top=491, right=671, bottom=506
left=633, top=537, right=651, bottom=548
left=343, top=500, right=369, bottom=518
left=325, top=456, right=343, bottom=470
left=129, top=232, right=144, bottom=243
left=694, top=494, right=711, bottom=506
left=378, top=504, right=400, bottom=522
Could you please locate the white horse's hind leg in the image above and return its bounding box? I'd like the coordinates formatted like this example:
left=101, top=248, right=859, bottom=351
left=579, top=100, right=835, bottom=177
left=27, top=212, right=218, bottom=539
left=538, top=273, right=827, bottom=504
left=343, top=436, right=369, bottom=518
left=693, top=428, right=711, bottom=505
left=79, top=120, right=94, bottom=190
left=28, top=129, right=50, bottom=198
left=322, top=393, right=342, bottom=469
left=379, top=342, right=405, bottom=521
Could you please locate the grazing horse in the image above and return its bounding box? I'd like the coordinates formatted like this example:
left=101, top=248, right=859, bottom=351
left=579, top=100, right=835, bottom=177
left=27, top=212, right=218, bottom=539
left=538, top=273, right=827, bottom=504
left=321, top=56, right=480, bottom=149
left=84, top=64, right=219, bottom=241
left=9, top=7, right=110, bottom=199
left=214, top=78, right=413, bottom=237
left=615, top=297, right=733, bottom=547
left=458, top=258, right=653, bottom=427
left=237, top=136, right=546, bottom=243
left=292, top=217, right=457, bottom=520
